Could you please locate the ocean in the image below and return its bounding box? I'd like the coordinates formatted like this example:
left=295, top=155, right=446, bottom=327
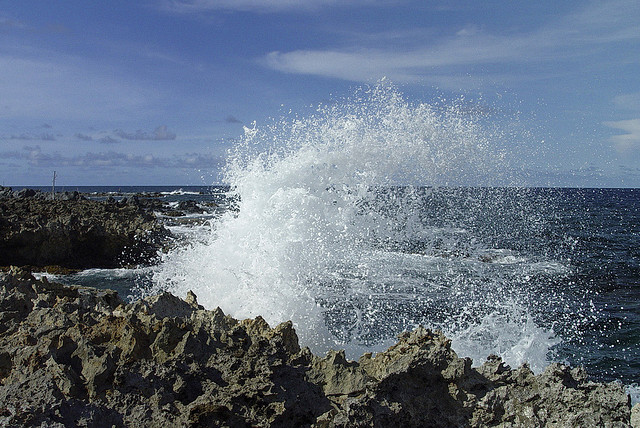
left=21, top=84, right=640, bottom=402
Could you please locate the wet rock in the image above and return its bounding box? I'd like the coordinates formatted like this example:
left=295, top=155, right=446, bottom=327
left=0, top=269, right=634, bottom=427
left=136, top=198, right=166, bottom=211
left=165, top=210, right=185, bottom=217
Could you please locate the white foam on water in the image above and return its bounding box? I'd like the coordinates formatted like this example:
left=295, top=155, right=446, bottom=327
left=447, top=304, right=560, bottom=373
left=65, top=268, right=131, bottom=279
left=150, top=82, right=560, bottom=368
left=161, top=188, right=201, bottom=196
left=32, top=272, right=62, bottom=282
left=166, top=222, right=214, bottom=237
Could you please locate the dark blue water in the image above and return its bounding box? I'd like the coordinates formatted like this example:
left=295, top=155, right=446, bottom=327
left=546, top=189, right=640, bottom=383
left=411, top=187, right=639, bottom=384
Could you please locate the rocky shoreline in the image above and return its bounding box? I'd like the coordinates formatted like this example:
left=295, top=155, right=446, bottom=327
left=0, top=187, right=170, bottom=270
left=0, top=187, right=638, bottom=426
left=0, top=268, right=637, bottom=427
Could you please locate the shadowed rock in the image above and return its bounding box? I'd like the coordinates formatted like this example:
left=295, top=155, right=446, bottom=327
left=0, top=191, right=168, bottom=268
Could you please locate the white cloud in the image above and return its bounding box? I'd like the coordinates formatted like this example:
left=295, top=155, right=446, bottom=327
left=7, top=133, right=56, bottom=141
left=1, top=145, right=223, bottom=169
left=161, top=0, right=377, bottom=13
left=264, top=31, right=528, bottom=83
left=604, top=118, right=640, bottom=152
left=262, top=0, right=640, bottom=84
left=115, top=125, right=177, bottom=141
left=562, top=0, right=640, bottom=43
left=456, top=25, right=481, bottom=37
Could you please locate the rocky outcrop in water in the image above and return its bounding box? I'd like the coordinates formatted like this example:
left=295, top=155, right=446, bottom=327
left=0, top=189, right=168, bottom=269
left=0, top=268, right=635, bottom=427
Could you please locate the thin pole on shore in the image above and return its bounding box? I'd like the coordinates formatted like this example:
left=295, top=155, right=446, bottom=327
left=52, top=171, right=57, bottom=200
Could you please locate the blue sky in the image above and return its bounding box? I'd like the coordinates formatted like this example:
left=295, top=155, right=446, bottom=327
left=1, top=0, right=639, bottom=186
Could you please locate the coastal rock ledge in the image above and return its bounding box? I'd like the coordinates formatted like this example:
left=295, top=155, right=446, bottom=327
left=0, top=269, right=635, bottom=427
left=0, top=189, right=168, bottom=269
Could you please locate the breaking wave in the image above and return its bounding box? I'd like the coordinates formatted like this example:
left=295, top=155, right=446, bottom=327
left=150, top=82, right=562, bottom=371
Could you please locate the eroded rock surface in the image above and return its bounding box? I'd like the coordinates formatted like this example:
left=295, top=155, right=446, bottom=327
left=0, top=191, right=168, bottom=268
left=0, top=269, right=634, bottom=427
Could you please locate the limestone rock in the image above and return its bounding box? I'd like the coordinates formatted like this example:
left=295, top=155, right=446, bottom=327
left=0, top=269, right=633, bottom=427
left=631, top=403, right=640, bottom=428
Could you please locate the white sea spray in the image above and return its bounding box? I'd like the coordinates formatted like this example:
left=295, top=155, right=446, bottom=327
left=150, top=83, right=561, bottom=369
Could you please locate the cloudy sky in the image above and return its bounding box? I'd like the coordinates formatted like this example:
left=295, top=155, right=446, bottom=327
left=1, top=0, right=639, bottom=186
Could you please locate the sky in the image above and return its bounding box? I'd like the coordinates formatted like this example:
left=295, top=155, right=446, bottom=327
left=1, top=0, right=639, bottom=187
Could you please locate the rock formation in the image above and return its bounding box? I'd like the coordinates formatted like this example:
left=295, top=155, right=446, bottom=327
left=0, top=268, right=635, bottom=427
left=0, top=189, right=168, bottom=269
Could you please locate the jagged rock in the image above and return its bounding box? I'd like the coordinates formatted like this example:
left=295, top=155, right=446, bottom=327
left=56, top=191, right=82, bottom=201
left=0, top=191, right=169, bottom=268
left=0, top=269, right=634, bottom=427
left=0, top=187, right=13, bottom=200
left=15, top=188, right=36, bottom=199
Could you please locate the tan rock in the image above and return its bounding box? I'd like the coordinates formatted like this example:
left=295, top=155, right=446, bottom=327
left=0, top=269, right=633, bottom=427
